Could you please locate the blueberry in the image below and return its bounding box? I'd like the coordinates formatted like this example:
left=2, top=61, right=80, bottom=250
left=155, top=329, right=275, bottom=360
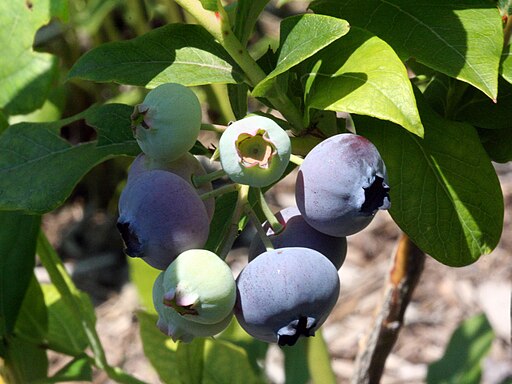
left=235, top=247, right=340, bottom=346
left=153, top=273, right=233, bottom=342
left=131, top=83, right=202, bottom=163
left=117, top=170, right=209, bottom=270
left=295, top=133, right=390, bottom=237
left=128, top=152, right=215, bottom=220
left=219, top=115, right=291, bottom=187
left=248, top=206, right=347, bottom=269
left=161, top=249, right=236, bottom=324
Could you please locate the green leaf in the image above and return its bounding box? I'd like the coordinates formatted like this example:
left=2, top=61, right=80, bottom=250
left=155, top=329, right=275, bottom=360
left=304, top=27, right=424, bottom=137
left=477, top=126, right=512, bottom=163
left=14, top=275, right=48, bottom=343
left=284, top=338, right=309, bottom=384
left=311, top=0, right=503, bottom=100
left=40, top=284, right=91, bottom=356
left=0, top=111, right=8, bottom=134
left=308, top=329, right=337, bottom=384
left=233, top=0, right=270, bottom=45
left=0, top=211, right=41, bottom=337
left=427, top=314, right=494, bottom=384
left=177, top=339, right=205, bottom=384
left=128, top=258, right=160, bottom=314
left=204, top=191, right=238, bottom=254
left=355, top=87, right=504, bottom=266
left=201, top=339, right=262, bottom=384
left=137, top=311, right=180, bottom=384
left=455, top=78, right=512, bottom=129
left=227, top=83, right=249, bottom=120
left=0, top=0, right=60, bottom=115
left=86, top=103, right=138, bottom=147
left=502, top=44, right=512, bottom=84
left=139, top=315, right=262, bottom=384
left=217, top=318, right=268, bottom=378
left=68, top=24, right=243, bottom=88
left=0, top=104, right=139, bottom=214
left=199, top=0, right=218, bottom=11
left=252, top=14, right=350, bottom=97
left=282, top=330, right=336, bottom=384
left=45, top=356, right=92, bottom=383
left=3, top=336, right=48, bottom=383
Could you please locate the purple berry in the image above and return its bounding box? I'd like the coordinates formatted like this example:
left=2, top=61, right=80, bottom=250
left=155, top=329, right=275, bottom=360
left=235, top=247, right=340, bottom=346
left=117, top=170, right=210, bottom=270
left=295, top=133, right=390, bottom=237
left=128, top=152, right=215, bottom=219
left=248, top=206, right=347, bottom=269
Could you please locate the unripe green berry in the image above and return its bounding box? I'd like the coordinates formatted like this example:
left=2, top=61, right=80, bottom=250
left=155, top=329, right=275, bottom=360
left=153, top=273, right=233, bottom=342
left=162, top=249, right=236, bottom=324
left=219, top=115, right=291, bottom=187
left=131, top=83, right=202, bottom=162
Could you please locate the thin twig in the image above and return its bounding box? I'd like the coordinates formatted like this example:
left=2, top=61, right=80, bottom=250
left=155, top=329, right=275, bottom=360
left=351, top=233, right=426, bottom=384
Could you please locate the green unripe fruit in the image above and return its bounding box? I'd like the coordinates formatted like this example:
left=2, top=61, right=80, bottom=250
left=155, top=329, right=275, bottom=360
left=219, top=115, right=291, bottom=187
left=161, top=249, right=236, bottom=324
left=153, top=273, right=233, bottom=342
left=131, top=83, right=202, bottom=163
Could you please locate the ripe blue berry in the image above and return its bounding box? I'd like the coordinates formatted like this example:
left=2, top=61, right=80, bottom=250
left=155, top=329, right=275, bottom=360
left=248, top=206, right=347, bottom=269
left=128, top=152, right=215, bottom=219
left=235, top=247, right=340, bottom=346
left=295, top=133, right=390, bottom=237
left=117, top=170, right=209, bottom=270
left=219, top=115, right=291, bottom=187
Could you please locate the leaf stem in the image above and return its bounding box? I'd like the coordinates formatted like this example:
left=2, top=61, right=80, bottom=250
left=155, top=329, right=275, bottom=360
left=255, top=188, right=284, bottom=234
left=244, top=204, right=274, bottom=251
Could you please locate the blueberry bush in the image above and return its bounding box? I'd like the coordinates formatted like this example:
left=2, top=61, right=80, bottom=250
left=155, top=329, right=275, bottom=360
left=0, top=0, right=510, bottom=383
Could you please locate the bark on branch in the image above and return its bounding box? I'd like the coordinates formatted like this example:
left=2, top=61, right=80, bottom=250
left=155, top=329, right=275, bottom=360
left=351, top=233, right=426, bottom=384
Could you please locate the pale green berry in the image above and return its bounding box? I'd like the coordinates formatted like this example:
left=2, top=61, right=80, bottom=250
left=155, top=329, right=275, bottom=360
left=131, top=83, right=202, bottom=163
left=219, top=115, right=291, bottom=187
left=161, top=249, right=236, bottom=325
left=153, top=273, right=232, bottom=342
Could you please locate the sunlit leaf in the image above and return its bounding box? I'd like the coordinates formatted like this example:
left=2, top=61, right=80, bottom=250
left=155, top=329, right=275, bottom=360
left=311, top=0, right=503, bottom=100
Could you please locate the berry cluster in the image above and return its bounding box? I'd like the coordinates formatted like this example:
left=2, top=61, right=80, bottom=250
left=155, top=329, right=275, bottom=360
left=117, top=83, right=391, bottom=346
